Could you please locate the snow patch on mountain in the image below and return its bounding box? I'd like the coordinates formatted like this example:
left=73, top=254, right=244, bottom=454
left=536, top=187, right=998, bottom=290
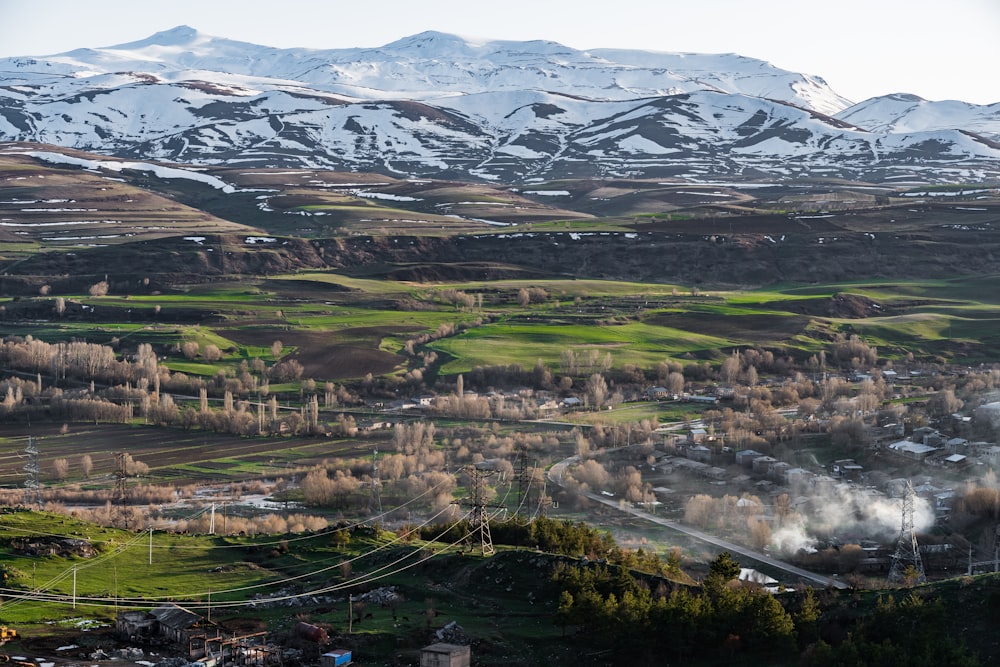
left=19, top=151, right=235, bottom=192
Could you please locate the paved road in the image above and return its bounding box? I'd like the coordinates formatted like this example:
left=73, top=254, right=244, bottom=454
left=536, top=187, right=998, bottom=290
left=548, top=455, right=848, bottom=589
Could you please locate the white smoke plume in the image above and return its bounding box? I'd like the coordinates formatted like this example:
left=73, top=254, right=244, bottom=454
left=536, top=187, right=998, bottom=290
left=770, top=483, right=934, bottom=555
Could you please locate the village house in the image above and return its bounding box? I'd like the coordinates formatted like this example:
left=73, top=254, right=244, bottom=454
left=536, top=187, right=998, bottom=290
left=768, top=461, right=791, bottom=483
left=831, top=459, right=864, bottom=480
left=689, top=427, right=708, bottom=443
left=736, top=449, right=764, bottom=467
left=644, top=386, right=670, bottom=400
left=685, top=445, right=711, bottom=463
left=984, top=445, right=1000, bottom=467
left=752, top=456, right=778, bottom=474
left=888, top=439, right=939, bottom=461
left=911, top=426, right=944, bottom=447
left=784, top=467, right=814, bottom=488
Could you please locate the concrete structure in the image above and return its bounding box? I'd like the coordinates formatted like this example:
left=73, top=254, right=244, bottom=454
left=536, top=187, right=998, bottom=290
left=421, top=643, right=471, bottom=667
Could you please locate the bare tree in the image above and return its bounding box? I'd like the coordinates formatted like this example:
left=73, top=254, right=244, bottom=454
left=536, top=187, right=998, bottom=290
left=271, top=340, right=284, bottom=358
left=89, top=281, right=109, bottom=297
left=667, top=371, right=685, bottom=395
left=585, top=373, right=608, bottom=409
left=721, top=351, right=741, bottom=386
left=80, top=454, right=93, bottom=479
left=748, top=517, right=772, bottom=551
left=53, top=458, right=70, bottom=481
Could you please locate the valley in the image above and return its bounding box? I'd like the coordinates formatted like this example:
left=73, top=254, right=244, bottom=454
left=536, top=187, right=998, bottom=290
left=0, top=24, right=1000, bottom=666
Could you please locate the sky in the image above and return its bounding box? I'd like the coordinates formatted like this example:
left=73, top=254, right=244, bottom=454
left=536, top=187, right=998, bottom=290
left=0, top=0, right=998, bottom=105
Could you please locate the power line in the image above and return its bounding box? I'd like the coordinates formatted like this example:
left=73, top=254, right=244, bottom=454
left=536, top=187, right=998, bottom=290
left=0, top=511, right=475, bottom=612
left=0, top=473, right=467, bottom=607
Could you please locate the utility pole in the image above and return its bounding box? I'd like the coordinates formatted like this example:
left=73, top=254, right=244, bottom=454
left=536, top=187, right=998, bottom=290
left=367, top=449, right=382, bottom=519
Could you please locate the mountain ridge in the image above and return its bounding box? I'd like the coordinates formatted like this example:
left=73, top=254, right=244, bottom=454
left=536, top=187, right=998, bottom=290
left=1, top=27, right=998, bottom=183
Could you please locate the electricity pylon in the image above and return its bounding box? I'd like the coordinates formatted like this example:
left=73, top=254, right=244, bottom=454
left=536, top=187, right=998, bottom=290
left=454, top=463, right=503, bottom=556
left=888, top=480, right=926, bottom=585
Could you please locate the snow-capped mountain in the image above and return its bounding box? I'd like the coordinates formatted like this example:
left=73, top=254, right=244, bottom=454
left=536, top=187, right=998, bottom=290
left=834, top=93, right=1000, bottom=138
left=1, top=26, right=998, bottom=183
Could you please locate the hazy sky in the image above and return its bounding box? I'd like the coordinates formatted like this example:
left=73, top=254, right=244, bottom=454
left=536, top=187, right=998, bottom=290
left=1, top=0, right=997, bottom=105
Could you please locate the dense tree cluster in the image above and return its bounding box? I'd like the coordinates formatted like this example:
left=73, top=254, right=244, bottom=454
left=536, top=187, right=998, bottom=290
left=553, top=552, right=796, bottom=661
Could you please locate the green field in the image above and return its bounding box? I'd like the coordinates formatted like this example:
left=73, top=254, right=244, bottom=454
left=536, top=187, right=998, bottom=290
left=7, top=272, right=1000, bottom=384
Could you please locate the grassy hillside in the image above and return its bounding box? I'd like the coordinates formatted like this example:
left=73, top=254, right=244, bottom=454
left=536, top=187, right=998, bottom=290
left=1, top=510, right=999, bottom=665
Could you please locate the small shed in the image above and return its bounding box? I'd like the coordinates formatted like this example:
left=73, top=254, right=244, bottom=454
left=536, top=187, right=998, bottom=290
left=420, top=643, right=471, bottom=667
left=150, top=604, right=203, bottom=645
left=321, top=649, right=353, bottom=667
left=943, top=453, right=968, bottom=468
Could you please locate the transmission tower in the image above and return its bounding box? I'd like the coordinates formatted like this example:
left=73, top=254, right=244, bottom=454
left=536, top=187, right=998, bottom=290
left=888, top=480, right=926, bottom=585
left=368, top=448, right=383, bottom=518
left=113, top=452, right=133, bottom=529
left=23, top=436, right=42, bottom=509
left=454, top=463, right=503, bottom=556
